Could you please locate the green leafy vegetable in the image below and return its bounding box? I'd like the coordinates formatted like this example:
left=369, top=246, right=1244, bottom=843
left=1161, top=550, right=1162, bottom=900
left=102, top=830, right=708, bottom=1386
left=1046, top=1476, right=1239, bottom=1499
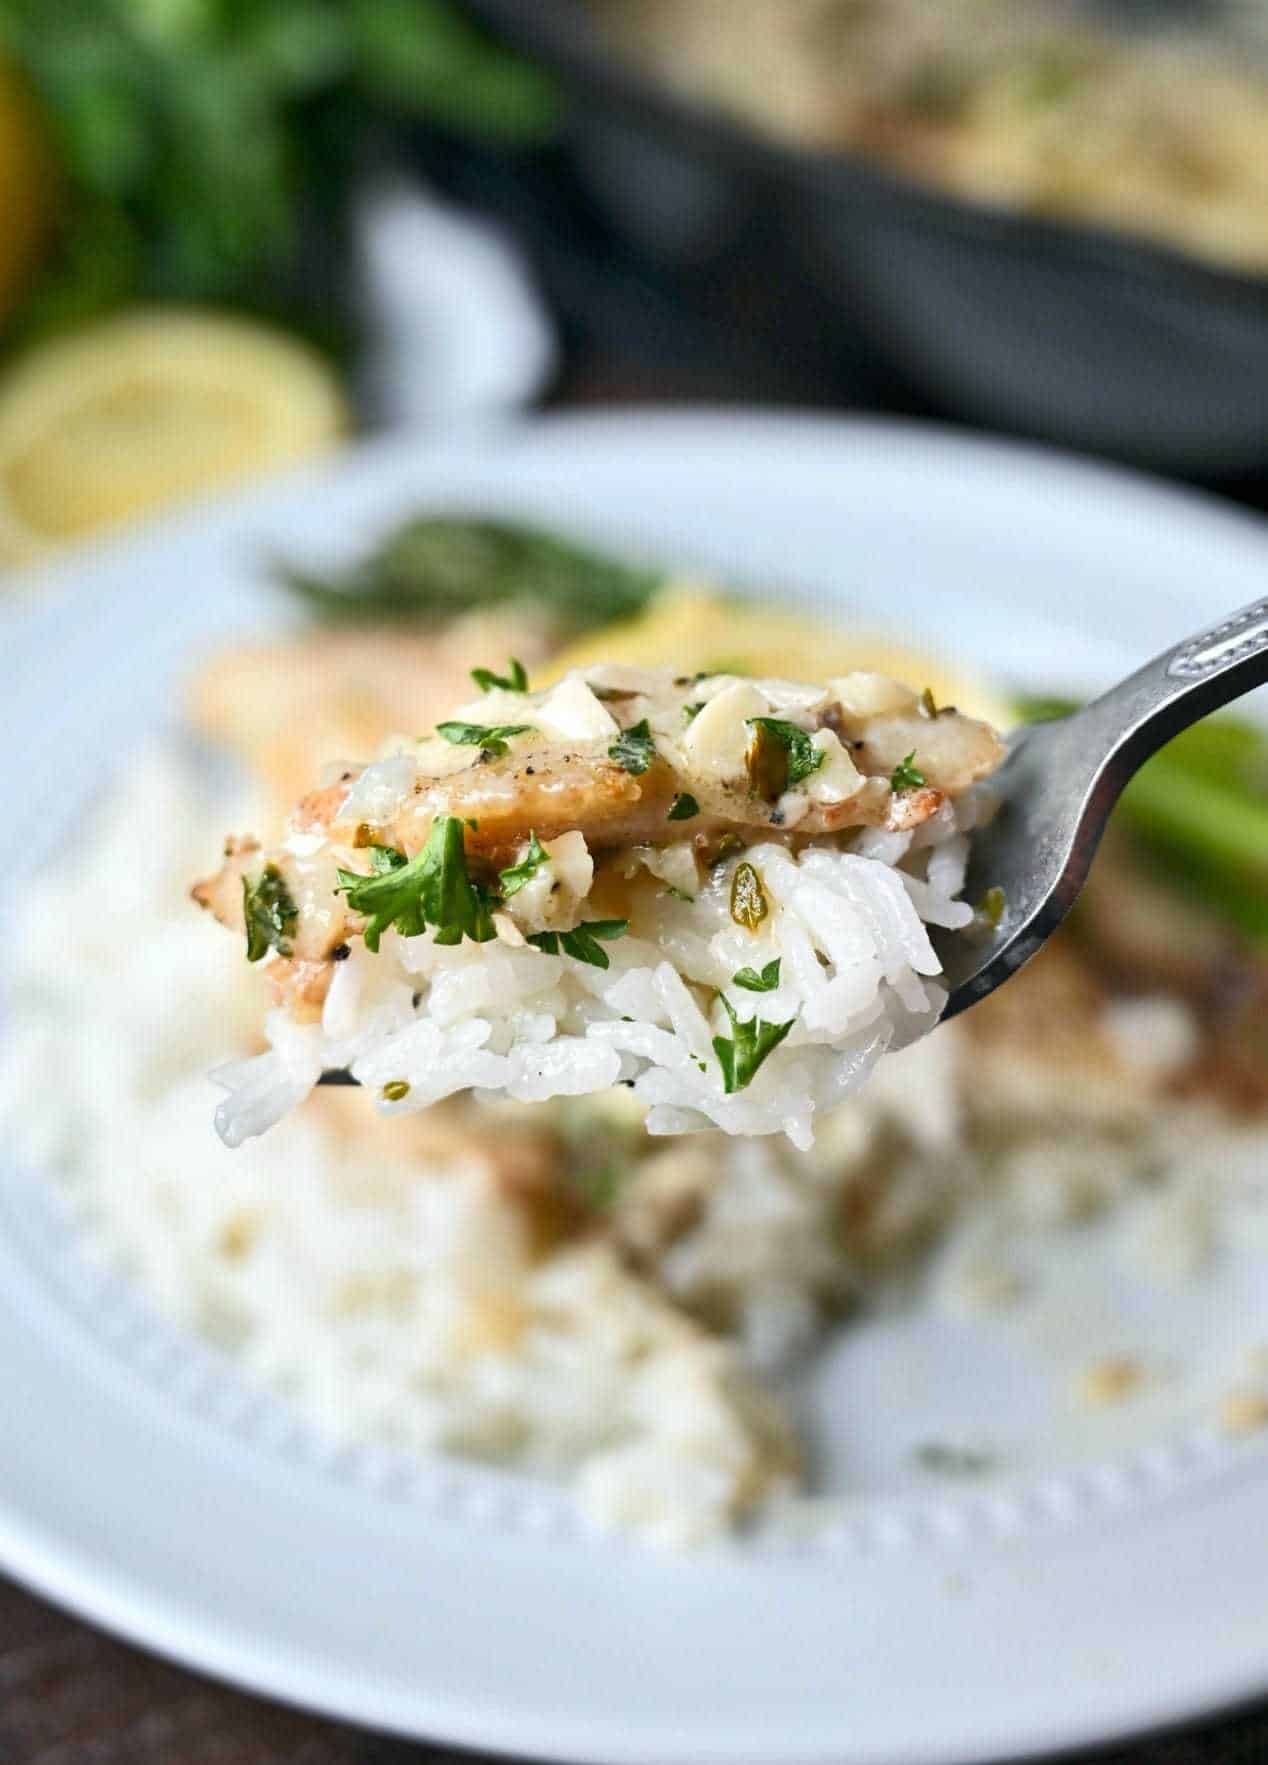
left=609, top=720, right=657, bottom=776
left=746, top=717, right=823, bottom=799
left=667, top=792, right=700, bottom=822
left=528, top=919, right=628, bottom=969
left=3, top=0, right=560, bottom=341
left=732, top=959, right=781, bottom=993
left=1015, top=697, right=1268, bottom=946
left=242, top=864, right=297, bottom=962
left=336, top=816, right=494, bottom=951
left=471, top=657, right=528, bottom=694
left=279, top=517, right=663, bottom=633
left=712, top=998, right=795, bottom=1094
left=498, top=832, right=548, bottom=900
left=436, top=721, right=533, bottom=758
left=730, top=861, right=768, bottom=930
left=890, top=752, right=926, bottom=792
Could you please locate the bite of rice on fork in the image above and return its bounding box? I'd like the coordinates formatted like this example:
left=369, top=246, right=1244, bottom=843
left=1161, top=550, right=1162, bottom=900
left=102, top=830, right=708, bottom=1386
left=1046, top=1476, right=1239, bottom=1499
left=194, top=661, right=1004, bottom=1149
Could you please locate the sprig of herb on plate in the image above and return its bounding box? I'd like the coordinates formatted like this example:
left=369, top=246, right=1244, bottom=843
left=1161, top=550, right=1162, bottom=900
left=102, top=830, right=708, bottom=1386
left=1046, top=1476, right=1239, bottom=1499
left=280, top=517, right=663, bottom=633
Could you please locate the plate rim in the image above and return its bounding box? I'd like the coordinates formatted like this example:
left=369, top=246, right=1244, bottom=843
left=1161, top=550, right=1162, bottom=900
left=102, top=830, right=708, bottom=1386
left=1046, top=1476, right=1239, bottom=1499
left=4, top=406, right=1268, bottom=1765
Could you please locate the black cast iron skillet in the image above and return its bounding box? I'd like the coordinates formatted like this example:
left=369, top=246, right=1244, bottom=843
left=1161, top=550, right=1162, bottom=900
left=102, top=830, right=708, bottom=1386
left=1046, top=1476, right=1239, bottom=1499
left=466, top=0, right=1268, bottom=474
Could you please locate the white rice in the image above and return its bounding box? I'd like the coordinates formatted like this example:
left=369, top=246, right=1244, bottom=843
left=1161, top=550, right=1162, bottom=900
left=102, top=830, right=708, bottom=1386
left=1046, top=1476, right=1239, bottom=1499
left=6, top=748, right=1268, bottom=1548
left=214, top=800, right=983, bottom=1154
left=0, top=752, right=799, bottom=1546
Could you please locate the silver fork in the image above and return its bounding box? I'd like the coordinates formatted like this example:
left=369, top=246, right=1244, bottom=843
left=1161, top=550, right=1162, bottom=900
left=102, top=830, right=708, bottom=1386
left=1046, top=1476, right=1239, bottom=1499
left=937, top=595, right=1268, bottom=1019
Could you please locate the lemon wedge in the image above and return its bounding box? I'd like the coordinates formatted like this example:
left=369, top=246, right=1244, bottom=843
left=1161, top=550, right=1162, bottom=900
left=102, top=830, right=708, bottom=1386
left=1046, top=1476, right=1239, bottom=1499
left=545, top=582, right=1013, bottom=727
left=0, top=309, right=346, bottom=566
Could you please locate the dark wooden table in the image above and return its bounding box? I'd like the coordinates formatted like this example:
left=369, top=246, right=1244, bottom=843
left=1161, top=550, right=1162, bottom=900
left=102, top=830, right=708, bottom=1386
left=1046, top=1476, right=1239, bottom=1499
left=8, top=353, right=1268, bottom=1763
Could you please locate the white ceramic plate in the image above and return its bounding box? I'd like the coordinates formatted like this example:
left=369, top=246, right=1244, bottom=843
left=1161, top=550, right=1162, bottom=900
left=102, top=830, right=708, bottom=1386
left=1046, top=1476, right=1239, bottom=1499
left=4, top=412, right=1268, bottom=1765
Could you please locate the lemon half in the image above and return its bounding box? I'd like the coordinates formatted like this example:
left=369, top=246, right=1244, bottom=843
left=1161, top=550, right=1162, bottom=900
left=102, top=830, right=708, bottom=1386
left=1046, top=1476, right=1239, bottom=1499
left=0, top=309, right=345, bottom=566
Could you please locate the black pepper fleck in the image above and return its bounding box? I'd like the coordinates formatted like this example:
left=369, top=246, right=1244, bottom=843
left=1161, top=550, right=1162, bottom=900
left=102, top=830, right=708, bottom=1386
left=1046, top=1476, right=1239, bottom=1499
left=330, top=943, right=351, bottom=962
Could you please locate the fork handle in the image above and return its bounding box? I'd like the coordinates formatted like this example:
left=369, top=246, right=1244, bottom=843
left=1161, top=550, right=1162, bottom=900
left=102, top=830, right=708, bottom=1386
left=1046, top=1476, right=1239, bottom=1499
left=1079, top=595, right=1268, bottom=787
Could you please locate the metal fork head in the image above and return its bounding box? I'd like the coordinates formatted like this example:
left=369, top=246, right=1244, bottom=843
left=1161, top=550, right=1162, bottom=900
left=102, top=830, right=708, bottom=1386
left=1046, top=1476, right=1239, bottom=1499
left=934, top=714, right=1112, bottom=1019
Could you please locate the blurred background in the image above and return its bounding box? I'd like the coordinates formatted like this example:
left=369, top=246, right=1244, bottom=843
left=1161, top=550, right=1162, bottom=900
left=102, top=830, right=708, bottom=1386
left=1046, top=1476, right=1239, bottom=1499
left=3, top=0, right=1268, bottom=577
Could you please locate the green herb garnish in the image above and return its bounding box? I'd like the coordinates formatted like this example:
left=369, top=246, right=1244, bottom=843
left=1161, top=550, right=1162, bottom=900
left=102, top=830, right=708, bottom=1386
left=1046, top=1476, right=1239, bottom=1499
left=712, top=998, right=795, bottom=1094
left=336, top=816, right=495, bottom=951
left=667, top=792, right=700, bottom=822
left=499, top=832, right=549, bottom=900
left=609, top=719, right=657, bottom=775
left=471, top=657, right=527, bottom=693
left=279, top=518, right=662, bottom=632
left=381, top=1080, right=411, bottom=1103
left=732, top=958, right=781, bottom=993
left=436, top=720, right=533, bottom=758
left=243, top=864, right=297, bottom=963
left=920, top=686, right=939, bottom=718
left=730, top=861, right=768, bottom=931
left=890, top=752, right=926, bottom=792
left=746, top=717, right=823, bottom=800
left=682, top=702, right=705, bottom=724
left=4, top=5, right=560, bottom=345
left=528, top=919, right=629, bottom=969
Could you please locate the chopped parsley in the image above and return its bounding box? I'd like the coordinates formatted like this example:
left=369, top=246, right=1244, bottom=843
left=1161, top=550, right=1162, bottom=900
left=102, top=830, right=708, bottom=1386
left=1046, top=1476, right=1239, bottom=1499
left=730, top=860, right=768, bottom=930
left=712, top=997, right=795, bottom=1094
left=336, top=816, right=495, bottom=952
left=890, top=751, right=926, bottom=792
left=682, top=701, right=705, bottom=724
left=470, top=657, right=528, bottom=693
left=667, top=791, right=700, bottom=822
left=920, top=686, right=939, bottom=718
left=528, top=918, right=628, bottom=969
left=746, top=717, right=823, bottom=800
left=608, top=719, right=657, bottom=775
left=381, top=1080, right=411, bottom=1103
left=498, top=831, right=549, bottom=899
left=732, top=958, right=781, bottom=993
left=436, top=720, right=534, bottom=758
left=242, top=864, right=297, bottom=963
